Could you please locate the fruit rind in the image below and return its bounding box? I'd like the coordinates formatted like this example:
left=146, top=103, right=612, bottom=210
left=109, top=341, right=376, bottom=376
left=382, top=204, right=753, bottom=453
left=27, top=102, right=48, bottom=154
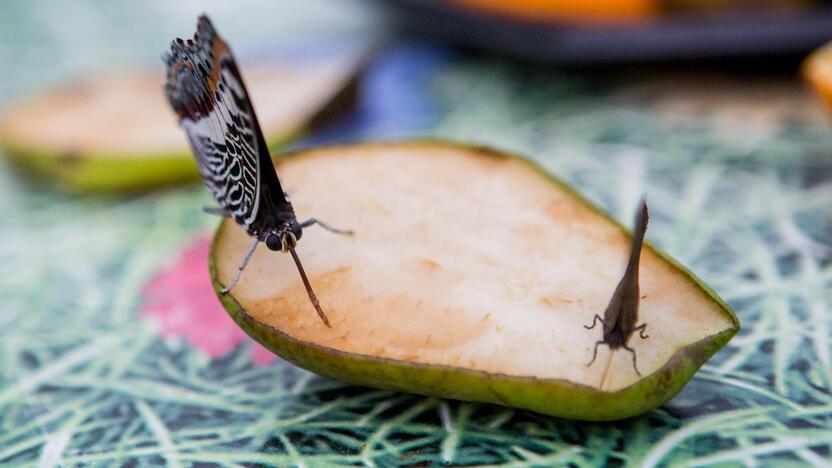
left=209, top=140, right=739, bottom=421
left=0, top=133, right=298, bottom=193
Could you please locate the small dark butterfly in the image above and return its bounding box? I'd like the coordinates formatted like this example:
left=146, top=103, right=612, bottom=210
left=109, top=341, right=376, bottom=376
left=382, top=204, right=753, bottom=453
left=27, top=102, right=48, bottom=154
left=164, top=15, right=351, bottom=327
left=585, top=199, right=650, bottom=376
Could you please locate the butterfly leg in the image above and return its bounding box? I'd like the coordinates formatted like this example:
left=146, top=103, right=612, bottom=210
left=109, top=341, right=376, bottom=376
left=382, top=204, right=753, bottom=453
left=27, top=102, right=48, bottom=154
left=635, top=323, right=649, bottom=339
left=300, top=218, right=354, bottom=236
left=203, top=206, right=230, bottom=217
left=623, top=344, right=641, bottom=377
left=584, top=314, right=604, bottom=330
left=587, top=341, right=604, bottom=367
left=221, top=238, right=259, bottom=294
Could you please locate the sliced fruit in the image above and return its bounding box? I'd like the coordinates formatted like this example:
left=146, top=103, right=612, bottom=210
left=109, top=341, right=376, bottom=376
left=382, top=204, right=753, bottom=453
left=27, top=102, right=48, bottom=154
left=210, top=141, right=739, bottom=421
left=450, top=0, right=813, bottom=22
left=804, top=41, right=832, bottom=113
left=450, top=0, right=657, bottom=21
left=0, top=51, right=366, bottom=192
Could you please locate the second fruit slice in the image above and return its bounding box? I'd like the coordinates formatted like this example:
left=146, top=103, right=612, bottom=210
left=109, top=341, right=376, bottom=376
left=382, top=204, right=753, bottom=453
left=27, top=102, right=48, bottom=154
left=0, top=51, right=365, bottom=192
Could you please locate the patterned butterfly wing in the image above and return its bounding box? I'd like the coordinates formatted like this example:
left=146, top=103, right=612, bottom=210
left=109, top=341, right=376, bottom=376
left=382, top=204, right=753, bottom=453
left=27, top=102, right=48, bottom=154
left=164, top=15, right=293, bottom=236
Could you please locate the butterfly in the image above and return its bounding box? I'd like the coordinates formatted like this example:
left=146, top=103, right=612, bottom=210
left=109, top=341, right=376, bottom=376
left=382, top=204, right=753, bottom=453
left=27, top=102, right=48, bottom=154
left=585, top=199, right=650, bottom=376
left=163, top=15, right=351, bottom=327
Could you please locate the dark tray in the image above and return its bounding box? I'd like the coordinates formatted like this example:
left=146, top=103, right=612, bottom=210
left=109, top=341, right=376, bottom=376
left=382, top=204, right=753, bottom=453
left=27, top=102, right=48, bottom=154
left=384, top=0, right=832, bottom=63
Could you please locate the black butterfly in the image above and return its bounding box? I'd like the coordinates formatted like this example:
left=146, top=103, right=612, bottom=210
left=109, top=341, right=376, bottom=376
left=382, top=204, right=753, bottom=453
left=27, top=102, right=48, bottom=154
left=585, top=199, right=650, bottom=376
left=164, top=15, right=351, bottom=327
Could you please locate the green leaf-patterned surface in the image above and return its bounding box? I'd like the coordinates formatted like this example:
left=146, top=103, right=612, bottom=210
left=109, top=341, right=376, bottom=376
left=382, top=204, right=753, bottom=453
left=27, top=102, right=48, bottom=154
left=2, top=1, right=831, bottom=466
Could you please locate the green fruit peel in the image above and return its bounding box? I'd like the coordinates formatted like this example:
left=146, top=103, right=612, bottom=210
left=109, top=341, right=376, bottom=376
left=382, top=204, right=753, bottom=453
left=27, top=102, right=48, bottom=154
left=209, top=141, right=739, bottom=421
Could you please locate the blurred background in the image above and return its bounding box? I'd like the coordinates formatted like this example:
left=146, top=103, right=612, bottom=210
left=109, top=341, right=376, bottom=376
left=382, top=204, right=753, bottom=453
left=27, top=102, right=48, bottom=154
left=0, top=1, right=378, bottom=100
left=2, top=0, right=832, bottom=466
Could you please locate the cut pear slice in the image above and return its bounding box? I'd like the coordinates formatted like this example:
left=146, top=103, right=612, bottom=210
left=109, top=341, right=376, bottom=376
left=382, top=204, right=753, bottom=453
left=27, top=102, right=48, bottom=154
left=210, top=141, right=739, bottom=421
left=0, top=51, right=365, bottom=192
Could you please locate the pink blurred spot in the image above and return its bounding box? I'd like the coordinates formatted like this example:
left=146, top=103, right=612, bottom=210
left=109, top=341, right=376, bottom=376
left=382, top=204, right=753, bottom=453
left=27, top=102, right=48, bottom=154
left=141, top=235, right=277, bottom=365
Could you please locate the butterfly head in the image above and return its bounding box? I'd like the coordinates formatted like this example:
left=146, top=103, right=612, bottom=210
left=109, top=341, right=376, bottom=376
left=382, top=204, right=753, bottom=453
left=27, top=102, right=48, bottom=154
left=265, top=220, right=303, bottom=252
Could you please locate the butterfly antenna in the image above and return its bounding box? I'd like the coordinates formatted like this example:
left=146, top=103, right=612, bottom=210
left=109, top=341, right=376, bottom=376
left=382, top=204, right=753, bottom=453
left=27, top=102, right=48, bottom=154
left=289, top=247, right=331, bottom=327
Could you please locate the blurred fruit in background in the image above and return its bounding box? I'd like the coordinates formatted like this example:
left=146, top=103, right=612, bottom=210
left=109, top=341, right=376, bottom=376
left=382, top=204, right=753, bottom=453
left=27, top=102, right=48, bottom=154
left=451, top=0, right=655, bottom=21
left=804, top=40, right=832, bottom=113
left=387, top=0, right=832, bottom=63
left=451, top=0, right=817, bottom=22
left=0, top=45, right=369, bottom=193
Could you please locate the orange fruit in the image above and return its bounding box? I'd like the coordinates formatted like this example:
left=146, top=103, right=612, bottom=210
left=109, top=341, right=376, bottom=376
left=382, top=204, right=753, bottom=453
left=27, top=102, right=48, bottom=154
left=450, top=0, right=657, bottom=21
left=803, top=41, right=832, bottom=112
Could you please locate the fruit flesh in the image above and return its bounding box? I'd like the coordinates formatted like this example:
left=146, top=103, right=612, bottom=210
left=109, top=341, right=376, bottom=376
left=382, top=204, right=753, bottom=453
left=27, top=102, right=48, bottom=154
left=213, top=142, right=737, bottom=395
left=804, top=42, right=832, bottom=113
left=1, top=60, right=358, bottom=156
left=450, top=0, right=657, bottom=21
left=450, top=0, right=813, bottom=22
